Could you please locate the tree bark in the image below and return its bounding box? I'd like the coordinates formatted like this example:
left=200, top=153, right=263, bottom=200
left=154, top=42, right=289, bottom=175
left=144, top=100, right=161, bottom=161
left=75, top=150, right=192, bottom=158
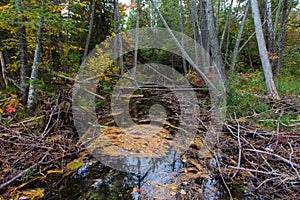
left=0, top=50, right=8, bottom=86
left=113, top=0, right=123, bottom=75
left=201, top=1, right=209, bottom=53
left=83, top=0, right=95, bottom=60
left=205, top=0, right=228, bottom=85
left=132, top=0, right=141, bottom=78
left=266, top=0, right=274, bottom=51
left=15, top=0, right=29, bottom=103
left=149, top=0, right=219, bottom=94
left=27, top=3, right=44, bottom=109
left=230, top=0, right=250, bottom=73
left=251, top=0, right=279, bottom=99
left=277, top=0, right=293, bottom=70
left=113, top=0, right=119, bottom=70
left=220, top=0, right=233, bottom=50
left=180, top=0, right=187, bottom=73
left=273, top=0, right=283, bottom=40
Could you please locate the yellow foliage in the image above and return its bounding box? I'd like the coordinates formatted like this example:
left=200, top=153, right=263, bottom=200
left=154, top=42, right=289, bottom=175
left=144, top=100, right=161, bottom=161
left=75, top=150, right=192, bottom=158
left=14, top=188, right=44, bottom=200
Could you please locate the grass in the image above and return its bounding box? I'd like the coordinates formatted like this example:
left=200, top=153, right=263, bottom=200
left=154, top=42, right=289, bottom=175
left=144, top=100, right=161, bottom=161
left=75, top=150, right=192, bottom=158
left=227, top=70, right=299, bottom=129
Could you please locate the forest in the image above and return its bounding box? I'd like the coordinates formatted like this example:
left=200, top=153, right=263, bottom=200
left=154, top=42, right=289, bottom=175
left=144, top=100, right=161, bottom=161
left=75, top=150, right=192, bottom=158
left=0, top=0, right=299, bottom=199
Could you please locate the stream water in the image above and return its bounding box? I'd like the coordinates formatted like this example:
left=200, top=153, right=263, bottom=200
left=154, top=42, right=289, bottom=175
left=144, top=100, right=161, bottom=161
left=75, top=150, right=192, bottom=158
left=46, top=155, right=224, bottom=200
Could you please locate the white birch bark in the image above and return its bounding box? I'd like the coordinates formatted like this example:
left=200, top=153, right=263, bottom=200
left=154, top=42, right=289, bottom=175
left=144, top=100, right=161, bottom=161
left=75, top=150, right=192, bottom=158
left=27, top=3, right=44, bottom=108
left=251, top=0, right=279, bottom=99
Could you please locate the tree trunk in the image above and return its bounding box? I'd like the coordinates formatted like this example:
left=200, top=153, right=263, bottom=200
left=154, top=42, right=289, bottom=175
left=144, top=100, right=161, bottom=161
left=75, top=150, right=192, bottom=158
left=266, top=0, right=274, bottom=51
left=230, top=0, right=250, bottom=73
left=149, top=0, right=219, bottom=94
left=201, top=1, right=209, bottom=53
left=83, top=0, right=95, bottom=60
left=190, top=0, right=200, bottom=67
left=113, top=0, right=123, bottom=75
left=180, top=0, right=187, bottom=73
left=205, top=0, right=228, bottom=85
left=251, top=0, right=279, bottom=99
left=220, top=0, right=233, bottom=50
left=27, top=4, right=44, bottom=109
left=113, top=0, right=119, bottom=70
left=0, top=50, right=8, bottom=86
left=15, top=0, right=30, bottom=103
left=277, top=0, right=293, bottom=70
left=273, top=0, right=283, bottom=40
left=132, top=0, right=141, bottom=78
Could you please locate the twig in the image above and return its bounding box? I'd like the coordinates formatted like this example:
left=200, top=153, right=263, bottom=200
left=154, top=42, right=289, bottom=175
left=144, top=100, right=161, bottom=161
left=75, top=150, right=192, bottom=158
left=42, top=92, right=60, bottom=137
left=256, top=176, right=281, bottom=189
left=245, top=149, right=300, bottom=169
left=287, top=142, right=300, bottom=180
left=41, top=105, right=57, bottom=137
left=214, top=152, right=233, bottom=200
left=228, top=166, right=288, bottom=176
left=232, top=112, right=242, bottom=178
left=0, top=153, right=48, bottom=190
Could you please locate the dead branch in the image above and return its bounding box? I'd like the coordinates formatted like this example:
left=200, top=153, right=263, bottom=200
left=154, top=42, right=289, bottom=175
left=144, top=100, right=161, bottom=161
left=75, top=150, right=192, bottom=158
left=0, top=153, right=48, bottom=190
left=245, top=148, right=300, bottom=169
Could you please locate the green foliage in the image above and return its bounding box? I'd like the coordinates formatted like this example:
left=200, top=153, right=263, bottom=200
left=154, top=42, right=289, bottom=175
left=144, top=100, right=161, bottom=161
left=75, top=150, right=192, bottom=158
left=276, top=67, right=300, bottom=96
left=227, top=71, right=270, bottom=117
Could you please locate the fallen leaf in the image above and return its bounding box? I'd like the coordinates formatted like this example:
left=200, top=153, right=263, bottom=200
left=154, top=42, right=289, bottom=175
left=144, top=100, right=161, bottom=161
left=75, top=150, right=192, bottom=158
left=6, top=106, right=16, bottom=113
left=171, top=185, right=177, bottom=190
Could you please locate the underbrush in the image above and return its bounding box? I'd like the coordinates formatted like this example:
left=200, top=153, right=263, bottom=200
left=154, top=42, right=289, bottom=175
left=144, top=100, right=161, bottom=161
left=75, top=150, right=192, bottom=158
left=227, top=71, right=300, bottom=129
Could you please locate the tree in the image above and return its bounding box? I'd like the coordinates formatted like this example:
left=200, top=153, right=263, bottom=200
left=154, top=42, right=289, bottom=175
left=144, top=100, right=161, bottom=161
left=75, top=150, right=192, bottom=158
left=205, top=0, right=228, bottom=85
left=132, top=0, right=141, bottom=78
left=230, top=0, right=250, bottom=73
left=113, top=0, right=123, bottom=74
left=15, top=0, right=29, bottom=103
left=27, top=1, right=45, bottom=109
left=180, top=0, right=187, bottom=73
left=83, top=0, right=96, bottom=60
left=276, top=0, right=294, bottom=70
left=251, top=0, right=279, bottom=99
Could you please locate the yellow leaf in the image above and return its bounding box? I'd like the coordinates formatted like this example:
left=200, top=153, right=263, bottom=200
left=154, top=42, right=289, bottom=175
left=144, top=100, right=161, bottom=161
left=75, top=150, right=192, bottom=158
left=0, top=108, right=3, bottom=113
left=180, top=189, right=187, bottom=195
left=171, top=185, right=177, bottom=190
left=146, top=180, right=151, bottom=185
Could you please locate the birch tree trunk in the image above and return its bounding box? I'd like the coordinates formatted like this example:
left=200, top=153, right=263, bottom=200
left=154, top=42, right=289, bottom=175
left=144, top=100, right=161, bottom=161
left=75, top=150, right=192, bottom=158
left=15, top=0, right=29, bottom=103
left=27, top=4, right=44, bottom=109
left=230, top=1, right=250, bottom=73
left=83, top=0, right=95, bottom=60
left=205, top=0, right=228, bottom=85
left=251, top=0, right=279, bottom=99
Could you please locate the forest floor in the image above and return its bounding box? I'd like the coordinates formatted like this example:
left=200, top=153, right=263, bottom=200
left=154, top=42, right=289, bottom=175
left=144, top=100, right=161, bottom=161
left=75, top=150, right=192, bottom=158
left=0, top=78, right=299, bottom=199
